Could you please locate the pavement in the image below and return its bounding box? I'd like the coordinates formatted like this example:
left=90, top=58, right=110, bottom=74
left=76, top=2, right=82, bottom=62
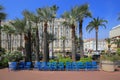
left=0, top=68, right=120, bottom=80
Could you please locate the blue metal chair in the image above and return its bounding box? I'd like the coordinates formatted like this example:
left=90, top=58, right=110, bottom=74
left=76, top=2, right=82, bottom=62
left=92, top=61, right=99, bottom=70
left=46, top=62, right=52, bottom=70
left=18, top=62, right=25, bottom=70
left=34, top=62, right=41, bottom=70
left=24, top=62, right=31, bottom=70
left=8, top=62, right=17, bottom=70
left=40, top=62, right=47, bottom=70
left=85, top=62, right=92, bottom=70
left=72, top=62, right=78, bottom=71
left=77, top=62, right=85, bottom=70
left=57, top=62, right=64, bottom=71
left=66, top=62, right=72, bottom=71
left=51, top=62, right=57, bottom=71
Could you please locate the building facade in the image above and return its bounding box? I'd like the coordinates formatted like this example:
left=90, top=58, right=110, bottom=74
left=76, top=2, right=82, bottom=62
left=1, top=18, right=73, bottom=52
left=109, top=25, right=120, bottom=50
left=84, top=38, right=107, bottom=51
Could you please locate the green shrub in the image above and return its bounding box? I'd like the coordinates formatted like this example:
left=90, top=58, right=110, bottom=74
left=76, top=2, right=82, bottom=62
left=49, top=59, right=57, bottom=62
left=5, top=50, right=23, bottom=62
left=100, top=52, right=120, bottom=61
left=117, top=48, right=120, bottom=56
left=58, top=57, right=72, bottom=65
left=79, top=57, right=92, bottom=63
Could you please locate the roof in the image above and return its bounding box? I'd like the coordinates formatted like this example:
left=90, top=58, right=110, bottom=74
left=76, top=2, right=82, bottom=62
left=111, top=25, right=120, bottom=30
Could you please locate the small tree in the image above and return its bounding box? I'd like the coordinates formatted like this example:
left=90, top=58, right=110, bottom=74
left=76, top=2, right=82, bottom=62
left=60, top=36, right=66, bottom=57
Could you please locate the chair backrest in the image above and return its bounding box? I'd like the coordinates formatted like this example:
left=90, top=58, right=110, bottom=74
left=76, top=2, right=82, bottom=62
left=72, top=62, right=77, bottom=66
left=41, top=62, right=47, bottom=67
left=35, top=62, right=41, bottom=66
left=85, top=62, right=92, bottom=66
left=92, top=61, right=97, bottom=66
left=66, top=62, right=72, bottom=66
left=19, top=62, right=25, bottom=65
left=9, top=62, right=17, bottom=67
left=26, top=62, right=31, bottom=66
left=77, top=62, right=84, bottom=66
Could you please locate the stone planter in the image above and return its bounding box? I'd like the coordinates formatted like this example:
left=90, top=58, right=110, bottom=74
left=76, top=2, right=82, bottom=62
left=101, top=61, right=115, bottom=72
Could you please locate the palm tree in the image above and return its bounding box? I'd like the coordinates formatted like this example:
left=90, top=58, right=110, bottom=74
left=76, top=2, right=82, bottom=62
left=26, top=12, right=40, bottom=61
left=60, top=36, right=66, bottom=57
left=105, top=38, right=111, bottom=51
left=2, top=25, right=15, bottom=52
left=112, top=38, right=120, bottom=48
left=73, top=4, right=92, bottom=57
left=0, top=5, right=6, bottom=50
left=37, top=6, right=55, bottom=62
left=50, top=5, right=59, bottom=58
left=62, top=10, right=77, bottom=61
left=86, top=17, right=107, bottom=51
left=10, top=18, right=26, bottom=48
left=22, top=10, right=32, bottom=62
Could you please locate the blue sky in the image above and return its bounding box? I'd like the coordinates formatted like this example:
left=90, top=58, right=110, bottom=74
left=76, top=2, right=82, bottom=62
left=0, top=0, right=120, bottom=39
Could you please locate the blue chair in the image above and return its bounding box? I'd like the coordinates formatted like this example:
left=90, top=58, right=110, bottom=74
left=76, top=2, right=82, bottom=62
left=57, top=62, right=64, bottom=71
left=66, top=62, right=72, bottom=71
left=34, top=62, right=41, bottom=70
left=24, top=62, right=31, bottom=70
left=18, top=62, right=25, bottom=70
left=85, top=62, right=92, bottom=70
left=46, top=62, right=52, bottom=70
left=77, top=62, right=85, bottom=70
left=51, top=62, right=57, bottom=71
left=72, top=62, right=78, bottom=70
left=8, top=62, right=17, bottom=70
left=92, top=61, right=99, bottom=70
left=40, top=62, right=47, bottom=70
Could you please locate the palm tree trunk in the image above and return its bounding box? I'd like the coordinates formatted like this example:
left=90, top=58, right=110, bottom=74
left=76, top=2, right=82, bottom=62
left=7, top=34, right=9, bottom=51
left=35, top=25, right=40, bottom=61
left=43, top=22, right=49, bottom=62
left=51, top=19, right=54, bottom=57
left=72, top=25, right=76, bottom=61
left=24, top=31, right=32, bottom=62
left=20, top=33, right=23, bottom=47
left=0, top=20, right=2, bottom=50
left=8, top=34, right=11, bottom=52
left=28, top=30, right=32, bottom=62
left=24, top=34, right=29, bottom=61
left=79, top=20, right=84, bottom=57
left=63, top=40, right=65, bottom=57
left=96, top=29, right=98, bottom=51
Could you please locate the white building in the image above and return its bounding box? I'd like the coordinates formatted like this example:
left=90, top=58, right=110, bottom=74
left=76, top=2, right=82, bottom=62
left=109, top=25, right=120, bottom=50
left=109, top=25, right=120, bottom=38
left=1, top=18, right=73, bottom=52
left=84, top=38, right=107, bottom=51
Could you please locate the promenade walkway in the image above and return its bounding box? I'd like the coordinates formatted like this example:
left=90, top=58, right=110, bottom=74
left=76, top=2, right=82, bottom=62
left=0, top=68, right=120, bottom=80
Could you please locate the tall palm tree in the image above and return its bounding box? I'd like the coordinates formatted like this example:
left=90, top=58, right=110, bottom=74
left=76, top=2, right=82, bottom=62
left=50, top=5, right=59, bottom=58
left=60, top=36, right=66, bottom=57
left=2, top=25, right=15, bottom=52
left=26, top=12, right=40, bottom=61
left=10, top=18, right=26, bottom=48
left=41, top=32, right=56, bottom=58
left=0, top=5, right=6, bottom=50
left=86, top=17, right=107, bottom=51
left=105, top=38, right=111, bottom=51
left=73, top=4, right=92, bottom=57
left=22, top=10, right=32, bottom=62
left=37, top=6, right=55, bottom=62
left=62, top=10, right=77, bottom=61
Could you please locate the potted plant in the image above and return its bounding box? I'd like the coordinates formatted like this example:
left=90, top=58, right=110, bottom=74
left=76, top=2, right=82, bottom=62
left=100, top=52, right=120, bottom=71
